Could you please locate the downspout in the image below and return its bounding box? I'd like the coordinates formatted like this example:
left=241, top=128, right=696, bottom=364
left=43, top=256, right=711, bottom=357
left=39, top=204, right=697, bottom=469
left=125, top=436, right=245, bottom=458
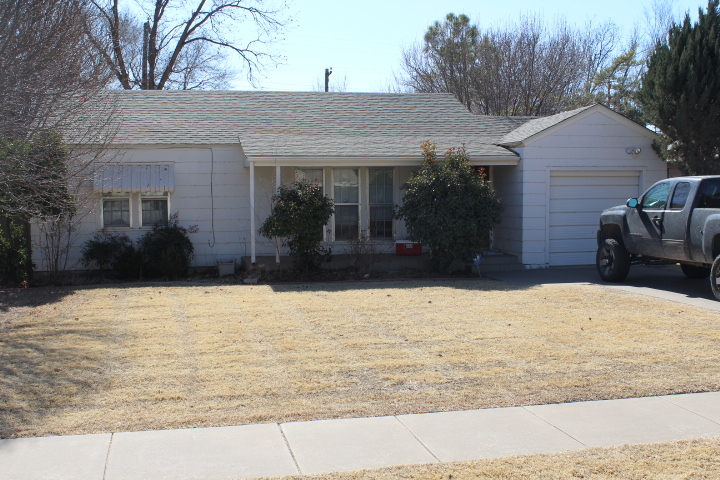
left=250, top=161, right=256, bottom=263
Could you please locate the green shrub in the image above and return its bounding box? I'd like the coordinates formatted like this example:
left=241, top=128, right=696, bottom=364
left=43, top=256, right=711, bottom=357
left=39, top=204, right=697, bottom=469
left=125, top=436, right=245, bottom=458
left=138, top=214, right=197, bottom=279
left=395, top=141, right=504, bottom=272
left=0, top=219, right=31, bottom=285
left=259, top=181, right=334, bottom=273
left=81, top=231, right=133, bottom=271
left=80, top=213, right=197, bottom=280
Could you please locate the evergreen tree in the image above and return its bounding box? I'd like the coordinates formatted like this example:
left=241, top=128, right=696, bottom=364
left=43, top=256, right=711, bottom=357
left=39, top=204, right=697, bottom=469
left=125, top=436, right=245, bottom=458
left=639, top=0, right=720, bottom=174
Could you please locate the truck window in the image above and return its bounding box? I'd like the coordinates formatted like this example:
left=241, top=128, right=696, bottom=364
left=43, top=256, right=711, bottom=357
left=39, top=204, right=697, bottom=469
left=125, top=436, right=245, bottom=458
left=641, top=182, right=671, bottom=209
left=698, top=179, right=720, bottom=208
left=669, top=182, right=691, bottom=209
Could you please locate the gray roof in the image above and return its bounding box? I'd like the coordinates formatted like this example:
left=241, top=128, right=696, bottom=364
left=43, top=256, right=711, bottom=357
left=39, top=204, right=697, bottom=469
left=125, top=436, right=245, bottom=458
left=76, top=91, right=532, bottom=159
left=498, top=105, right=596, bottom=146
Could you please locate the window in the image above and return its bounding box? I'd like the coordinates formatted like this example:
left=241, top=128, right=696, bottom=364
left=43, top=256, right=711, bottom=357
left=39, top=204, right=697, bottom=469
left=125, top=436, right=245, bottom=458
left=296, top=168, right=323, bottom=185
left=641, top=182, right=671, bottom=210
left=698, top=179, right=720, bottom=208
left=141, top=196, right=168, bottom=226
left=333, top=168, right=359, bottom=240
left=102, top=193, right=169, bottom=228
left=369, top=168, right=393, bottom=238
left=102, top=198, right=130, bottom=227
left=669, top=182, right=691, bottom=210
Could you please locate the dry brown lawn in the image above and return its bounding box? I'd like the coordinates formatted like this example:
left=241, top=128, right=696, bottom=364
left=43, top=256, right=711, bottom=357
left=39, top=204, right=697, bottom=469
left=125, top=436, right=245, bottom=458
left=260, top=436, right=720, bottom=480
left=1, top=278, right=719, bottom=439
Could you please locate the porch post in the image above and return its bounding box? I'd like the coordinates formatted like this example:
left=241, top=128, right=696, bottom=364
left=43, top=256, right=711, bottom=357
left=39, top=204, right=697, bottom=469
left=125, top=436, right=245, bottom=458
left=275, top=166, right=281, bottom=264
left=250, top=161, right=256, bottom=263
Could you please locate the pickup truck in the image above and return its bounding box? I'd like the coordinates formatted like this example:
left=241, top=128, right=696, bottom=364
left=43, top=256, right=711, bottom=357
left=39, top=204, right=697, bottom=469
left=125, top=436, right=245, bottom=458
left=596, top=175, right=720, bottom=300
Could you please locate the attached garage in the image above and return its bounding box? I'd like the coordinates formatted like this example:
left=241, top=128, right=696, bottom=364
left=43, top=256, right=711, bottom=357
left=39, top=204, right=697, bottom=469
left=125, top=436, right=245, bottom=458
left=493, top=104, right=667, bottom=267
left=548, top=171, right=641, bottom=266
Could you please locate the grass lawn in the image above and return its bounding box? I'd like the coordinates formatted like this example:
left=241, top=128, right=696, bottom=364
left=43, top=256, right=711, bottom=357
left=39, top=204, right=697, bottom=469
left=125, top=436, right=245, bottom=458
left=260, top=437, right=720, bottom=479
left=1, top=278, right=720, bottom=440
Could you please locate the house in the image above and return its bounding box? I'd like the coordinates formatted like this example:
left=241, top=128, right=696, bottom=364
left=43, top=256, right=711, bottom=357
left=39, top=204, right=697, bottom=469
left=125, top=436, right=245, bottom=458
left=32, top=91, right=666, bottom=272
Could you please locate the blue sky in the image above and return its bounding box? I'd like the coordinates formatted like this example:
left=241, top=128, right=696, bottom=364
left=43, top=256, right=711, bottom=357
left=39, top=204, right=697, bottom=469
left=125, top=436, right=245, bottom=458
left=231, top=0, right=704, bottom=92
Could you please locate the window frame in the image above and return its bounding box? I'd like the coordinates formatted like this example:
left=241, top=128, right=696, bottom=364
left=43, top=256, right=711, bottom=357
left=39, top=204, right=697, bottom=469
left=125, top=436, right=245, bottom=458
left=101, top=196, right=131, bottom=228
left=101, top=192, right=170, bottom=229
left=332, top=168, right=361, bottom=241
left=140, top=193, right=170, bottom=227
left=367, top=167, right=394, bottom=239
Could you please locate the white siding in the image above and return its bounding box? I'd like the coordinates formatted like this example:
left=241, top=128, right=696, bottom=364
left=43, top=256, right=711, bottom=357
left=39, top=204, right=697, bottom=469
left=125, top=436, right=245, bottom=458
left=32, top=146, right=253, bottom=270
left=516, top=110, right=665, bottom=266
left=492, top=164, right=524, bottom=257
left=549, top=171, right=640, bottom=266
left=32, top=153, right=417, bottom=271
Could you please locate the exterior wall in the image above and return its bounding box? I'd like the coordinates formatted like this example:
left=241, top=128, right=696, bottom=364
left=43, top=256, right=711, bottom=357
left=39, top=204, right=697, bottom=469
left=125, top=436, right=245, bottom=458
left=32, top=145, right=252, bottom=271
left=491, top=164, right=524, bottom=257
left=515, top=111, right=666, bottom=266
left=31, top=151, right=418, bottom=271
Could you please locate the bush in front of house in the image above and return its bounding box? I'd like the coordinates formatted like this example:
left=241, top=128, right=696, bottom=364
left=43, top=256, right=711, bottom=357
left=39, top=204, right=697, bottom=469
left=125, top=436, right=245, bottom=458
left=395, top=141, right=504, bottom=272
left=80, top=213, right=197, bottom=280
left=0, top=219, right=31, bottom=286
left=259, top=181, right=335, bottom=273
left=138, top=214, right=197, bottom=279
left=80, top=230, right=135, bottom=276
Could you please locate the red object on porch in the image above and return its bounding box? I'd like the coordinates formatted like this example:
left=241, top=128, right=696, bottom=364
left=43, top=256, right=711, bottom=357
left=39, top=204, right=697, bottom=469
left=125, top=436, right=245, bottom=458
left=395, top=241, right=422, bottom=256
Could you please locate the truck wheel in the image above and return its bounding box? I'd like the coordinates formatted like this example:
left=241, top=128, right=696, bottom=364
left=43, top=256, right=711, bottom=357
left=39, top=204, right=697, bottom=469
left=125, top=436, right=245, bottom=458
left=680, top=263, right=711, bottom=279
left=710, top=256, right=720, bottom=301
left=596, top=239, right=631, bottom=282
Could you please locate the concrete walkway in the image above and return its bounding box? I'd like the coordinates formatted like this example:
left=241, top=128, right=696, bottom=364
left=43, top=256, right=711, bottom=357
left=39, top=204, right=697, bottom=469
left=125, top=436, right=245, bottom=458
left=2, top=392, right=720, bottom=480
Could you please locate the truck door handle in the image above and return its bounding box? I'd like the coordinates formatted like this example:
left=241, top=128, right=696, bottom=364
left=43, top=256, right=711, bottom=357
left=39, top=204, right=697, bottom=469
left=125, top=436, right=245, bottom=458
left=652, top=216, right=662, bottom=227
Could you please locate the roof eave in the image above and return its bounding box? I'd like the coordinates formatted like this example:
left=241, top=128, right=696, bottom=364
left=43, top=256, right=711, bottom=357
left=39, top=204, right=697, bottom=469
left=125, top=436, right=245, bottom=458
left=245, top=154, right=519, bottom=167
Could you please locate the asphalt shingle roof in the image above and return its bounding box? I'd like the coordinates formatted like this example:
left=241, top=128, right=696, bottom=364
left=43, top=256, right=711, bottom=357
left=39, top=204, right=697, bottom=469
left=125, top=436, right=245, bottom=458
left=79, top=91, right=533, bottom=159
left=498, top=105, right=596, bottom=146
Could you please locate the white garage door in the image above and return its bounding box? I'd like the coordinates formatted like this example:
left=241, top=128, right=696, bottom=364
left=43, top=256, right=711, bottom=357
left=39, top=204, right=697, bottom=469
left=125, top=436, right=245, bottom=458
left=549, top=171, right=640, bottom=266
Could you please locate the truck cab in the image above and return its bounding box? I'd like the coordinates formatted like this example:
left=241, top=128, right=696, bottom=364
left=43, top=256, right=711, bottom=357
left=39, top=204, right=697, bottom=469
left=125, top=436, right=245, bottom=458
left=597, top=176, right=720, bottom=300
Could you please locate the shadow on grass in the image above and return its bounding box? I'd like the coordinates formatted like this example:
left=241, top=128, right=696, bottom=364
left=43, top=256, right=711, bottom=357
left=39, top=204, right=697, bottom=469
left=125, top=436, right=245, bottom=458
left=0, top=286, right=81, bottom=313
left=264, top=276, right=532, bottom=293
left=0, top=318, right=110, bottom=439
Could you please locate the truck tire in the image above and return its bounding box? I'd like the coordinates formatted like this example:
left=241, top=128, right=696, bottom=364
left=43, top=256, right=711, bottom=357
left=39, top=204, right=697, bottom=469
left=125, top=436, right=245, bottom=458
left=711, top=256, right=720, bottom=301
left=596, top=239, right=631, bottom=282
left=680, top=263, right=711, bottom=279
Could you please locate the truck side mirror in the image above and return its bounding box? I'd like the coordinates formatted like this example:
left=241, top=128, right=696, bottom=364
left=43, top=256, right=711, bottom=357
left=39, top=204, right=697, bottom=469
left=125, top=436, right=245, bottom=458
left=627, top=198, right=639, bottom=208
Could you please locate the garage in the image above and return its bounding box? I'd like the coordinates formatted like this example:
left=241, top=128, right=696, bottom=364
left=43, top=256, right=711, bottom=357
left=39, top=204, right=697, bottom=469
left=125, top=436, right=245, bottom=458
left=549, top=170, right=641, bottom=266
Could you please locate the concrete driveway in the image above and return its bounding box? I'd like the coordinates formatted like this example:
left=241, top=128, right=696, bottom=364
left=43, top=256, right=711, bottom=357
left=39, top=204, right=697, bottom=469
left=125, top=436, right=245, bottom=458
left=489, top=265, right=720, bottom=312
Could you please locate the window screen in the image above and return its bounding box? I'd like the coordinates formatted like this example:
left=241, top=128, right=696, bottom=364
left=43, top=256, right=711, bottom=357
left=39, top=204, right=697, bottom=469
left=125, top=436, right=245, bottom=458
left=103, top=198, right=130, bottom=227
left=296, top=168, right=323, bottom=186
left=369, top=168, right=393, bottom=238
left=141, top=198, right=168, bottom=226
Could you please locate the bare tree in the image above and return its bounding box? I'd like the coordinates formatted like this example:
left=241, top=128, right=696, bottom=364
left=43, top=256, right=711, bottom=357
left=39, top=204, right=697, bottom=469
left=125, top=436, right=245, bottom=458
left=87, top=0, right=286, bottom=90
left=399, top=13, right=621, bottom=116
left=0, top=0, right=117, bottom=281
left=642, top=0, right=681, bottom=56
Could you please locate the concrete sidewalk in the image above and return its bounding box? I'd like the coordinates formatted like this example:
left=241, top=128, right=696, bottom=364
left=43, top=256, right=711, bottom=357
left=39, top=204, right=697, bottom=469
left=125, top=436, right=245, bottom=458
left=2, top=392, right=720, bottom=480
